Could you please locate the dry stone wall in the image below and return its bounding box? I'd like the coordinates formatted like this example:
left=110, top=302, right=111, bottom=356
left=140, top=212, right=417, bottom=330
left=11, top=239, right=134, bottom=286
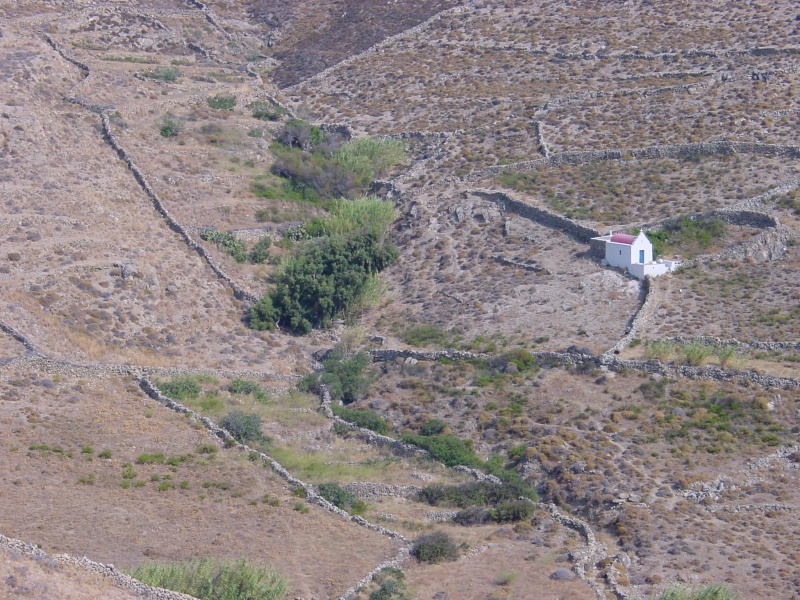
left=368, top=348, right=800, bottom=391
left=100, top=113, right=258, bottom=303
left=342, top=482, right=422, bottom=502
left=0, top=534, right=197, bottom=600
left=282, top=1, right=480, bottom=92
left=464, top=189, right=601, bottom=242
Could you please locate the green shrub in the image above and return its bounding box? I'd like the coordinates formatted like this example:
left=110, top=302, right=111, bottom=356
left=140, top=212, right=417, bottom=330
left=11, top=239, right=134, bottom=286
left=81, top=446, right=94, bottom=454
left=98, top=450, right=113, bottom=459
left=411, top=532, right=459, bottom=564
left=503, top=348, right=538, bottom=371
left=401, top=434, right=482, bottom=468
left=199, top=229, right=247, bottom=263
left=156, top=376, right=201, bottom=401
left=331, top=405, right=389, bottom=434
left=333, top=137, right=406, bottom=192
left=142, top=66, right=181, bottom=82
left=420, top=418, right=449, bottom=436
left=136, top=452, right=166, bottom=465
left=249, top=197, right=398, bottom=333
left=652, top=585, right=736, bottom=600
left=317, top=482, right=364, bottom=513
left=453, top=506, right=490, bottom=525
left=250, top=231, right=398, bottom=333
left=270, top=123, right=405, bottom=200
left=401, top=324, right=450, bottom=347
left=248, top=237, right=272, bottom=264
left=370, top=568, right=410, bottom=600
left=77, top=473, right=96, bottom=485
left=229, top=379, right=261, bottom=395
left=129, top=558, right=287, bottom=600
left=419, top=480, right=536, bottom=509
left=249, top=101, right=286, bottom=121
left=646, top=216, right=726, bottom=258
left=319, top=349, right=372, bottom=404
left=490, top=500, right=534, bottom=523
left=644, top=339, right=675, bottom=361
left=207, top=94, right=237, bottom=110
left=680, top=342, right=713, bottom=366
left=159, top=114, right=184, bottom=137
left=197, top=444, right=218, bottom=455
left=220, top=411, right=263, bottom=443
left=122, top=463, right=137, bottom=479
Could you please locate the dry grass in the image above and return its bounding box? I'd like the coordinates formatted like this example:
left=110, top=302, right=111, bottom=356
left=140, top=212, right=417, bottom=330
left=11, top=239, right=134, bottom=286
left=0, top=373, right=400, bottom=599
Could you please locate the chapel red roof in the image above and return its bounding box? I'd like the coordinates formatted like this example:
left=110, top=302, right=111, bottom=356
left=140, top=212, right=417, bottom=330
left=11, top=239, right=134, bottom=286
left=609, top=233, right=636, bottom=244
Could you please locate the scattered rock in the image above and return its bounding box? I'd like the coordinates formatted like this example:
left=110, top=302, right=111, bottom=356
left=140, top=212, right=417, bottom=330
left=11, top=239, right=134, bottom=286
left=549, top=568, right=575, bottom=581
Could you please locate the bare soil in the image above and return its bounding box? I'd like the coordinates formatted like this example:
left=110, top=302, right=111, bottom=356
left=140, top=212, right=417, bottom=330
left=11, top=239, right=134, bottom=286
left=2, top=0, right=800, bottom=598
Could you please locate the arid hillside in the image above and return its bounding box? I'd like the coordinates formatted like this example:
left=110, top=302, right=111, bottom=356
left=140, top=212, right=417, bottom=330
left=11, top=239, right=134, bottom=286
left=1, top=1, right=799, bottom=599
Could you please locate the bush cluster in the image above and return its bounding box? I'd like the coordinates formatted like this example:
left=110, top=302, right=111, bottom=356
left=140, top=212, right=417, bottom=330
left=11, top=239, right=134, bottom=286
left=229, top=378, right=269, bottom=403
left=200, top=230, right=272, bottom=264
left=401, top=433, right=481, bottom=468
left=249, top=101, right=286, bottom=121
left=250, top=234, right=396, bottom=333
left=129, top=558, right=286, bottom=600
left=269, top=120, right=404, bottom=201
left=159, top=114, right=184, bottom=138
left=369, top=568, right=410, bottom=600
left=419, top=480, right=536, bottom=508
left=141, top=66, right=181, bottom=82
left=220, top=411, right=263, bottom=444
left=207, top=94, right=237, bottom=110
left=645, top=216, right=726, bottom=258
left=317, top=482, right=367, bottom=514
left=331, top=404, right=389, bottom=434
left=156, top=376, right=201, bottom=401
left=411, top=532, right=459, bottom=564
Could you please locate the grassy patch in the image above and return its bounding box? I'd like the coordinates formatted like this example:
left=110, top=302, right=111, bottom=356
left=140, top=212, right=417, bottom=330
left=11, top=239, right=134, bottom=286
left=129, top=558, right=286, bottom=600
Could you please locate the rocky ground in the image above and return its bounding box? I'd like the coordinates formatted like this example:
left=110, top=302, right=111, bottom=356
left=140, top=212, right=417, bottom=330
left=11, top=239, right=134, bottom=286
left=1, top=0, right=799, bottom=599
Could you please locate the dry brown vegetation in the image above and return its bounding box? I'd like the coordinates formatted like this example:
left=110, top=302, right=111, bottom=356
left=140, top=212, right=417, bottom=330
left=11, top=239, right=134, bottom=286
left=1, top=0, right=800, bottom=598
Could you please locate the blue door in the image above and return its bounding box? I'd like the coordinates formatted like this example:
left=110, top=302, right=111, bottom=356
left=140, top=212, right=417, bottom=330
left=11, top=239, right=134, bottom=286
left=639, top=250, right=645, bottom=263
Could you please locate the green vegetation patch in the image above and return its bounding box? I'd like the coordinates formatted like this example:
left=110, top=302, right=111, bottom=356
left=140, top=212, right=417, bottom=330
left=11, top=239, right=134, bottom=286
left=220, top=411, right=264, bottom=444
left=411, top=532, right=459, bottom=564
left=249, top=101, right=286, bottom=122
left=369, top=568, right=410, bottom=600
left=300, top=348, right=373, bottom=404
left=155, top=376, right=201, bottom=401
left=129, top=558, right=286, bottom=600
left=401, top=433, right=482, bottom=468
left=317, top=481, right=367, bottom=514
left=207, top=94, right=237, bottom=110
left=249, top=197, right=398, bottom=334
left=267, top=120, right=405, bottom=202
left=331, top=404, right=389, bottom=434
left=141, top=66, right=181, bottom=82
left=645, top=216, right=726, bottom=258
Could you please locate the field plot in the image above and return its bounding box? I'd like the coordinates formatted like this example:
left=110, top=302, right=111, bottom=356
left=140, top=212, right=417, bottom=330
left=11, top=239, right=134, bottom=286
left=642, top=253, right=800, bottom=342
left=351, top=357, right=800, bottom=599
left=370, top=188, right=642, bottom=352
left=0, top=372, right=400, bottom=599
left=488, top=154, right=800, bottom=226
left=541, top=69, right=800, bottom=152
left=1, top=0, right=799, bottom=598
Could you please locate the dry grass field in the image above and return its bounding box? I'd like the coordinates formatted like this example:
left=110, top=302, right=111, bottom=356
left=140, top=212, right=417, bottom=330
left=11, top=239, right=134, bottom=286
left=1, top=0, right=799, bottom=598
